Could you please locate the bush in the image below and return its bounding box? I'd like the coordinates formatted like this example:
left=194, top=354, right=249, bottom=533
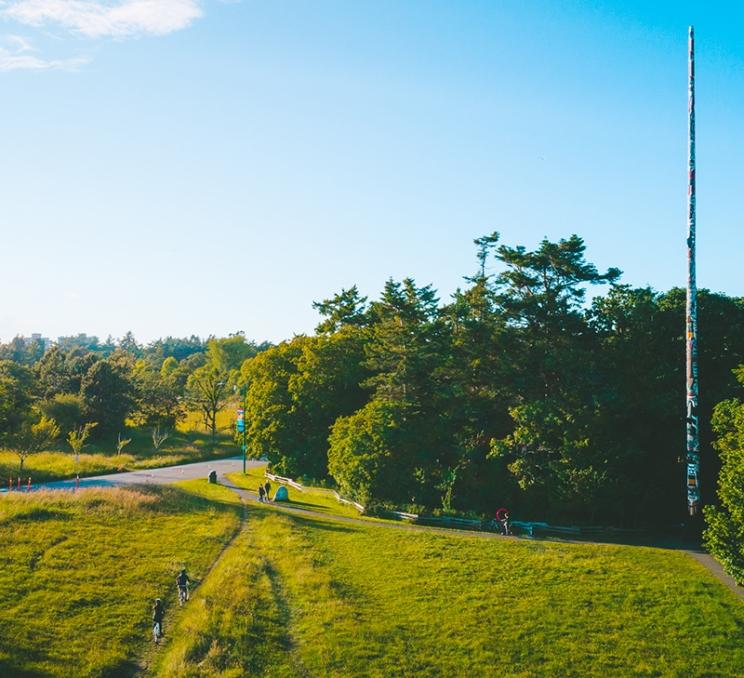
left=703, top=384, right=744, bottom=584
left=40, top=393, right=86, bottom=435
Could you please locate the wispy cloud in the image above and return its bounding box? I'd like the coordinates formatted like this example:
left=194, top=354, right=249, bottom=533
left=0, top=49, right=88, bottom=70
left=0, top=34, right=88, bottom=69
left=1, top=0, right=203, bottom=39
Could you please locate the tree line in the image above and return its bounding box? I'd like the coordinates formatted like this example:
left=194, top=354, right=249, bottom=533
left=0, top=333, right=270, bottom=473
left=2, top=232, right=743, bottom=582
left=237, top=234, right=744, bottom=539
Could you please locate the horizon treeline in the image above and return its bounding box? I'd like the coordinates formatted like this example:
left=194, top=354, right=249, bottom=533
left=2, top=234, right=744, bottom=550
left=0, top=331, right=272, bottom=471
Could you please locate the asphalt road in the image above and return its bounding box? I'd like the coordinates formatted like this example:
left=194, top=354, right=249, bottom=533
left=31, top=456, right=261, bottom=491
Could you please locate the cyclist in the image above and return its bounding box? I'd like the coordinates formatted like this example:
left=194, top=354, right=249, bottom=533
left=500, top=510, right=511, bottom=536
left=495, top=507, right=511, bottom=536
left=152, top=598, right=164, bottom=643
left=176, top=568, right=191, bottom=605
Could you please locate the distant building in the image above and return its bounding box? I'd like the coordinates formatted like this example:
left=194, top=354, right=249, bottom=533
left=24, top=334, right=52, bottom=351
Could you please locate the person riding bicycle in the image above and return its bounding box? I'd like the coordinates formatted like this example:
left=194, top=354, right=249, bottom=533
left=495, top=507, right=510, bottom=536
left=152, top=598, right=164, bottom=642
left=176, top=568, right=191, bottom=603
left=500, top=510, right=511, bottom=536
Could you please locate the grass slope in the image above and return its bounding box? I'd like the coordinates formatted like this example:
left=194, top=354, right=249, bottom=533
left=160, top=502, right=744, bottom=677
left=0, top=483, right=241, bottom=677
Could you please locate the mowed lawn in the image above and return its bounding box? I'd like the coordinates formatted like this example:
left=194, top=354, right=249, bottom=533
left=160, top=497, right=744, bottom=678
left=0, top=482, right=241, bottom=677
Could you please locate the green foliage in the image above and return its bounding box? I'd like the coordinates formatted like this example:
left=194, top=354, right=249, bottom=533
left=240, top=331, right=368, bottom=479
left=0, top=426, right=235, bottom=483
left=116, top=431, right=132, bottom=456
left=3, top=414, right=60, bottom=475
left=0, top=360, right=36, bottom=434
left=704, top=368, right=744, bottom=583
left=67, top=422, right=97, bottom=465
left=2, top=233, right=744, bottom=530
left=186, top=364, right=230, bottom=438
left=206, top=334, right=266, bottom=373
left=40, top=393, right=86, bottom=435
left=80, top=357, right=135, bottom=435
left=312, top=285, right=369, bottom=333
left=132, top=360, right=183, bottom=428
left=328, top=398, right=401, bottom=503
left=35, top=346, right=98, bottom=398
left=0, top=335, right=45, bottom=364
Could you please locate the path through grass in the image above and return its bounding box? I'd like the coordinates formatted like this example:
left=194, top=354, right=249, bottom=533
left=159, top=500, right=744, bottom=677
left=0, top=483, right=241, bottom=676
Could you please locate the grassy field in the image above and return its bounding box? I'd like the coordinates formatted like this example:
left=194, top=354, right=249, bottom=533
left=0, top=481, right=242, bottom=677
left=226, top=467, right=364, bottom=519
left=158, top=495, right=744, bottom=678
left=0, top=412, right=237, bottom=484
left=3, top=477, right=743, bottom=677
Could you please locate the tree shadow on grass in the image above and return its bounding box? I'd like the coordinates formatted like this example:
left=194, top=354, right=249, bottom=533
left=0, top=646, right=57, bottom=678
left=247, top=506, right=360, bottom=535
left=100, top=659, right=140, bottom=678
left=0, top=661, right=49, bottom=678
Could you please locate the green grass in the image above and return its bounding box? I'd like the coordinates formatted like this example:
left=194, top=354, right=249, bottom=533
left=227, top=466, right=365, bottom=519
left=160, top=506, right=744, bottom=677
left=177, top=407, right=236, bottom=436
left=0, top=482, right=242, bottom=677
left=4, top=477, right=743, bottom=677
left=0, top=424, right=237, bottom=485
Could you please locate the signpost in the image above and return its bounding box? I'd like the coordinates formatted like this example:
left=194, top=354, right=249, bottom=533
left=236, top=407, right=247, bottom=473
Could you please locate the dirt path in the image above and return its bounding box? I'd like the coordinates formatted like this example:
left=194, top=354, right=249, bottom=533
left=133, top=475, right=250, bottom=675
left=219, top=475, right=744, bottom=603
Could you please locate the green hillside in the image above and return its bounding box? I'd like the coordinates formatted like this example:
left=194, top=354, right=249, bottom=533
left=158, top=487, right=744, bottom=677
left=2, top=481, right=742, bottom=677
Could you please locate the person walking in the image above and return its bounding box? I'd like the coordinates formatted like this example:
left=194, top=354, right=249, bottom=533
left=264, top=480, right=271, bottom=502
left=152, top=598, right=165, bottom=643
left=258, top=484, right=266, bottom=503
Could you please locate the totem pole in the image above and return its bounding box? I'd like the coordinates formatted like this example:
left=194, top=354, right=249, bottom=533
left=685, top=25, right=700, bottom=516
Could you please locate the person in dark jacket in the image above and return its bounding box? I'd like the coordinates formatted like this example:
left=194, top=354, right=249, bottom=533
left=258, top=484, right=266, bottom=502
left=152, top=598, right=165, bottom=642
left=264, top=480, right=271, bottom=501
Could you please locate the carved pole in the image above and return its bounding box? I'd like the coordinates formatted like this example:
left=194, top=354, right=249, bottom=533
left=685, top=25, right=700, bottom=516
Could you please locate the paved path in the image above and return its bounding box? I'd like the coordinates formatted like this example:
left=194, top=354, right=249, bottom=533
left=30, top=457, right=260, bottom=491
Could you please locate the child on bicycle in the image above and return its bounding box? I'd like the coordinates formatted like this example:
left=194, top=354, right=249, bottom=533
left=176, top=568, right=191, bottom=604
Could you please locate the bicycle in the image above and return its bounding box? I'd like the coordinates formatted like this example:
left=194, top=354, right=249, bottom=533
left=152, top=620, right=162, bottom=644
left=178, top=584, right=189, bottom=606
left=495, top=507, right=511, bottom=536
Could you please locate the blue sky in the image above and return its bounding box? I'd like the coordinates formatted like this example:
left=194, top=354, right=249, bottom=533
left=1, top=1, right=742, bottom=344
